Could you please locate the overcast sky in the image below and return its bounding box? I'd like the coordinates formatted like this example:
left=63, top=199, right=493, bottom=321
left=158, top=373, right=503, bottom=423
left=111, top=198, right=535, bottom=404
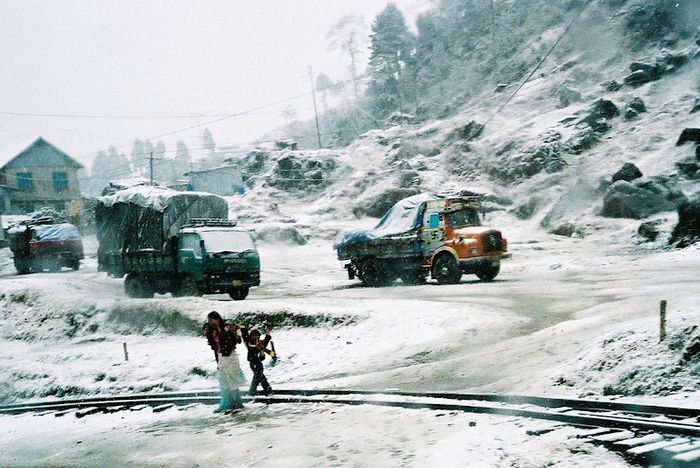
left=0, top=0, right=432, bottom=170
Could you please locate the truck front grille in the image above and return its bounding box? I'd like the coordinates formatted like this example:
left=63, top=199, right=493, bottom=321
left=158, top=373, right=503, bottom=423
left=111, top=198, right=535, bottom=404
left=483, top=231, right=503, bottom=252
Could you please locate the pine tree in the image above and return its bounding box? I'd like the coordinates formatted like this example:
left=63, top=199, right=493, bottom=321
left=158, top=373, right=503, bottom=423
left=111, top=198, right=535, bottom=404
left=130, top=139, right=145, bottom=174
left=173, top=140, right=191, bottom=176
left=327, top=14, right=368, bottom=101
left=367, top=3, right=415, bottom=118
left=108, top=145, right=131, bottom=179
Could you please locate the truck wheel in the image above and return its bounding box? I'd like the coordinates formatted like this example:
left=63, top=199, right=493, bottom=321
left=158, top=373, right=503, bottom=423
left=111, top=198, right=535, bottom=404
left=229, top=287, right=249, bottom=301
left=13, top=258, right=30, bottom=275
left=68, top=259, right=80, bottom=271
left=43, top=257, right=61, bottom=273
left=125, top=274, right=154, bottom=298
left=400, top=271, right=426, bottom=285
left=173, top=277, right=200, bottom=297
left=432, top=254, right=462, bottom=285
left=357, top=257, right=389, bottom=287
left=476, top=262, right=500, bottom=282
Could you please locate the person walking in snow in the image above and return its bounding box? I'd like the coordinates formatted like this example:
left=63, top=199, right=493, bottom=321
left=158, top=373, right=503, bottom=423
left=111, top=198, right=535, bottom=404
left=204, top=311, right=245, bottom=412
left=240, top=325, right=273, bottom=396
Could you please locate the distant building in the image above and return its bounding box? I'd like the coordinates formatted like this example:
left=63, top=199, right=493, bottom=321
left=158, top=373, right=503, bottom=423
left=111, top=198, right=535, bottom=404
left=185, top=165, right=244, bottom=196
left=0, top=137, right=83, bottom=214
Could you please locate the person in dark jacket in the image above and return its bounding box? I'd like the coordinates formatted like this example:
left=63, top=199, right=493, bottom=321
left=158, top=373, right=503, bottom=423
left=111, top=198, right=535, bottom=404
left=204, top=311, right=244, bottom=412
left=240, top=325, right=272, bottom=396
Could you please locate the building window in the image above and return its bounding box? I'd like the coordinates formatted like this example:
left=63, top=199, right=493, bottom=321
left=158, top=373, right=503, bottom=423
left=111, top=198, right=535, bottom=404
left=52, top=172, right=69, bottom=191
left=17, top=172, right=33, bottom=190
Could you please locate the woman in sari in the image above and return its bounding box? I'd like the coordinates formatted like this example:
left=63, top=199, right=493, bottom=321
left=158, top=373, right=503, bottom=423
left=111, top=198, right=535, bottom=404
left=204, top=311, right=245, bottom=412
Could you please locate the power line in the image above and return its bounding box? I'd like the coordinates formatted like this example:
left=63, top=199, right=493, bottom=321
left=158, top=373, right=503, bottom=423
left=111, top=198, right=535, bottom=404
left=484, top=0, right=593, bottom=126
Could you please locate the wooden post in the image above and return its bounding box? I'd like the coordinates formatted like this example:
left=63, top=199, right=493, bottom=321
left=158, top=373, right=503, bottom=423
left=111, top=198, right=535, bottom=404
left=659, top=300, right=667, bottom=342
left=123, top=342, right=129, bottom=361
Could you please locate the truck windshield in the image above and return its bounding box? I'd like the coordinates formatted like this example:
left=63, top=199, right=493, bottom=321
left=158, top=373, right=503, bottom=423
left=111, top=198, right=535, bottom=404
left=445, top=209, right=481, bottom=228
left=199, top=230, right=256, bottom=253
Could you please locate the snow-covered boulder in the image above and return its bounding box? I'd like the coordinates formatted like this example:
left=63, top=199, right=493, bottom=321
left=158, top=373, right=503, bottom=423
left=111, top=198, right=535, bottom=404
left=267, top=152, right=337, bottom=191
left=612, top=162, right=643, bottom=183
left=601, top=176, right=687, bottom=219
left=669, top=195, right=700, bottom=247
left=623, top=97, right=646, bottom=120
left=253, top=223, right=309, bottom=246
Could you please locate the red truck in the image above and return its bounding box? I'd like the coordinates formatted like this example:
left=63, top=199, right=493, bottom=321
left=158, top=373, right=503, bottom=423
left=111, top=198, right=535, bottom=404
left=334, top=192, right=510, bottom=286
left=7, top=218, right=84, bottom=274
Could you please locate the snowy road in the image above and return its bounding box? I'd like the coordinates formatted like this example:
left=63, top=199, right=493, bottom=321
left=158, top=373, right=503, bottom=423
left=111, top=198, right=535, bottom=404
left=1, top=227, right=698, bottom=466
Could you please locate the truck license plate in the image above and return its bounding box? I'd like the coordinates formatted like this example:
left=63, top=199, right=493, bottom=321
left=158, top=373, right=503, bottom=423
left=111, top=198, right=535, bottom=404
left=231, top=280, right=242, bottom=286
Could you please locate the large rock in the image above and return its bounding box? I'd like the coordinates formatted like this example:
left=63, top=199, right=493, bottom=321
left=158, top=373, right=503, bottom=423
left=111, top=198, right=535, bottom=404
left=612, top=162, right=643, bottom=183
left=254, top=224, right=309, bottom=246
left=267, top=153, right=337, bottom=191
left=624, top=97, right=646, bottom=120
left=638, top=221, right=660, bottom=241
left=447, top=120, right=484, bottom=142
left=565, top=99, right=619, bottom=154
left=601, top=176, right=688, bottom=219
left=242, top=149, right=269, bottom=174
left=676, top=128, right=700, bottom=146
left=623, top=48, right=693, bottom=87
left=397, top=170, right=421, bottom=189
left=669, top=196, right=700, bottom=248
left=352, top=188, right=421, bottom=218
left=580, top=99, right=619, bottom=126
left=488, top=130, right=567, bottom=183
left=691, top=97, right=700, bottom=114
left=556, top=87, right=582, bottom=108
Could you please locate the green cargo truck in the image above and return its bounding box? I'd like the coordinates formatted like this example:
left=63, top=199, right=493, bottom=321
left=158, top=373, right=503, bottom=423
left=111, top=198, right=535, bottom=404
left=96, top=186, right=260, bottom=300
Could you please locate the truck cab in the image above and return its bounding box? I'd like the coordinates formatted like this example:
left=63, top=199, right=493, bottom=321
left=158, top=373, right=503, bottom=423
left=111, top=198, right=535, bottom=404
left=420, top=197, right=509, bottom=284
left=177, top=220, right=260, bottom=300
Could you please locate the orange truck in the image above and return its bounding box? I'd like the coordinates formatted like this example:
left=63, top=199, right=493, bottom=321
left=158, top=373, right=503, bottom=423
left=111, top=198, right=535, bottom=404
left=334, top=193, right=510, bottom=286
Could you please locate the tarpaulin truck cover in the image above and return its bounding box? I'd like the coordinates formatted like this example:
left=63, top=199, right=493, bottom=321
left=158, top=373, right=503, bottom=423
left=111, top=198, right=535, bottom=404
left=334, top=192, right=443, bottom=249
left=31, top=223, right=81, bottom=242
left=95, top=186, right=228, bottom=270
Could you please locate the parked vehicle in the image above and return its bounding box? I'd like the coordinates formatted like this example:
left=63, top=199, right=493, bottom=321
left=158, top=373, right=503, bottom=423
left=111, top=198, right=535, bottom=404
left=334, top=192, right=510, bottom=286
left=96, top=186, right=260, bottom=300
left=7, top=218, right=84, bottom=274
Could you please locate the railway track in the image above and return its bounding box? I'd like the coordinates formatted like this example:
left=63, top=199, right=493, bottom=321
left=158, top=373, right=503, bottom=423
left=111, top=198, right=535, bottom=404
left=2, top=389, right=699, bottom=466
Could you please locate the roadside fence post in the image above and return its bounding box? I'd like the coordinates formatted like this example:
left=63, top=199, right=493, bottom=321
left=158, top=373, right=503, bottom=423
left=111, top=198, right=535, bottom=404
left=123, top=342, right=129, bottom=361
left=659, top=300, right=667, bottom=342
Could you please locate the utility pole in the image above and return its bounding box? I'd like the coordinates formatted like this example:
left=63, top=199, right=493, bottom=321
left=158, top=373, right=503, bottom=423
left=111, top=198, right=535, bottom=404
left=149, top=151, right=154, bottom=184
left=309, top=66, right=322, bottom=149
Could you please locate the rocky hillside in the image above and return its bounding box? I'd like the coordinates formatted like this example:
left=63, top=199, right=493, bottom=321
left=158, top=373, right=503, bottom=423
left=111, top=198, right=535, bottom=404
left=232, top=0, right=700, bottom=249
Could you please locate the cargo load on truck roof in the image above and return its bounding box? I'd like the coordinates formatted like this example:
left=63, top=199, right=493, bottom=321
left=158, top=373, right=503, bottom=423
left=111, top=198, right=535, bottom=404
left=335, top=192, right=444, bottom=248
left=96, top=186, right=228, bottom=270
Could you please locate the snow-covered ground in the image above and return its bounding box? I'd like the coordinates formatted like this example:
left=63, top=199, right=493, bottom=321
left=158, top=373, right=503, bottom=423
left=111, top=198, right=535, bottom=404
left=0, top=218, right=698, bottom=465
left=1, top=5, right=699, bottom=464
left=0, top=402, right=629, bottom=467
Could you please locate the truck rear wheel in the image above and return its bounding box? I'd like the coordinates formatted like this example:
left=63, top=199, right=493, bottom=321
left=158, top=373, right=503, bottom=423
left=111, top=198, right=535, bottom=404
left=13, top=258, right=30, bottom=275
left=476, top=262, right=500, bottom=282
left=432, top=254, right=462, bottom=285
left=43, top=257, right=61, bottom=273
left=68, top=258, right=80, bottom=271
left=229, top=287, right=249, bottom=301
left=125, top=274, right=154, bottom=298
left=357, top=257, right=390, bottom=287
